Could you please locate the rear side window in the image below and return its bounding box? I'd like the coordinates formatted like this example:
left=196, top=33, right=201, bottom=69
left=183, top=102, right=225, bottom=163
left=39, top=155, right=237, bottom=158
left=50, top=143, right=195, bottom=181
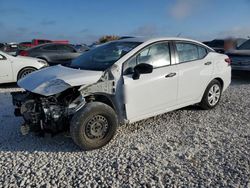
left=57, top=45, right=75, bottom=52
left=43, top=45, right=57, bottom=51
left=198, top=46, right=207, bottom=58
left=175, top=43, right=207, bottom=63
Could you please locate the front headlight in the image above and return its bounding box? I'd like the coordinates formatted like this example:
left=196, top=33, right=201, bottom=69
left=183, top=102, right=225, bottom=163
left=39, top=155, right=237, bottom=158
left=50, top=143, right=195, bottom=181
left=37, top=60, right=49, bottom=67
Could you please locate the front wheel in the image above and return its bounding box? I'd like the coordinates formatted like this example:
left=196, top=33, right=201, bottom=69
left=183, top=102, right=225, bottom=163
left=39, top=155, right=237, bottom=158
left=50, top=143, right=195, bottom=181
left=17, top=67, right=37, bottom=80
left=70, top=102, right=118, bottom=150
left=199, top=80, right=222, bottom=110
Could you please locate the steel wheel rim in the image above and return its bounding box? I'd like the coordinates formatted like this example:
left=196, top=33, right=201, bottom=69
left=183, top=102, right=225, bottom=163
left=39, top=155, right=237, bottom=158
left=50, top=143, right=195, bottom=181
left=85, top=115, right=109, bottom=140
left=208, top=84, right=221, bottom=106
left=21, top=69, right=34, bottom=78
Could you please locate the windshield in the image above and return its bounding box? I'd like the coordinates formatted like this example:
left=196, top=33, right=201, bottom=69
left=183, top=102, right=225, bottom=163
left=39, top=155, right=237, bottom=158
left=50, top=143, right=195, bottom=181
left=238, top=40, right=250, bottom=50
left=69, top=41, right=141, bottom=71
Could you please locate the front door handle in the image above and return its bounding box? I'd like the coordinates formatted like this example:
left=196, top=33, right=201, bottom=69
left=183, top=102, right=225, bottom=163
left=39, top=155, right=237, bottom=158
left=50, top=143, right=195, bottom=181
left=165, top=72, right=176, bottom=78
left=204, top=62, right=212, bottom=65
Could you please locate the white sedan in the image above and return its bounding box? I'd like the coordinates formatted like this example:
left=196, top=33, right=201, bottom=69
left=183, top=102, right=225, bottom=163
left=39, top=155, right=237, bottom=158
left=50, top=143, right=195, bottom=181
left=0, top=51, right=48, bottom=84
left=13, top=37, right=231, bottom=150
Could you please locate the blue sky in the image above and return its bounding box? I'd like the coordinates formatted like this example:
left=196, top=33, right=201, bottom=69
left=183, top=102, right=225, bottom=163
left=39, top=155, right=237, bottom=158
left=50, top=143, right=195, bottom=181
left=0, top=0, right=250, bottom=44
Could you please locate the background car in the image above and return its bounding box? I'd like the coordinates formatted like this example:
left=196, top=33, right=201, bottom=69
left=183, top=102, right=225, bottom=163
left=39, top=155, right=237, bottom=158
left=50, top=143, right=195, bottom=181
left=2, top=43, right=19, bottom=56
left=17, top=43, right=82, bottom=65
left=73, top=44, right=90, bottom=53
left=19, top=39, right=69, bottom=49
left=0, top=51, right=48, bottom=84
left=226, top=39, right=250, bottom=72
left=203, top=39, right=225, bottom=53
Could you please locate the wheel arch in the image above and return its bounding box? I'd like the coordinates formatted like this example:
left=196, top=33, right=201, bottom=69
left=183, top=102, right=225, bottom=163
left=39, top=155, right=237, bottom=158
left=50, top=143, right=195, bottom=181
left=85, top=94, right=116, bottom=111
left=17, top=66, right=37, bottom=80
left=213, top=77, right=224, bottom=90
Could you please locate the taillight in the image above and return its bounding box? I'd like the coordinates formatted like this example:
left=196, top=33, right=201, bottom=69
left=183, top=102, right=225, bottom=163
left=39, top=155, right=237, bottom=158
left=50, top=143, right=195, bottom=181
left=225, top=58, right=231, bottom=65
left=19, top=50, right=28, bottom=56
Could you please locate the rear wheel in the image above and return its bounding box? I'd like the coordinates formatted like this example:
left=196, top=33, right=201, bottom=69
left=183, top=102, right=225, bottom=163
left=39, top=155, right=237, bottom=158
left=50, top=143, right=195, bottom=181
left=70, top=102, right=118, bottom=150
left=17, top=67, right=37, bottom=80
left=200, top=80, right=222, bottom=110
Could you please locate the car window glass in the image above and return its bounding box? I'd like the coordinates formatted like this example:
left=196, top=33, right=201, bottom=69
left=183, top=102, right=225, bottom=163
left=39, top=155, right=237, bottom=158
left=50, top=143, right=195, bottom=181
left=198, top=46, right=207, bottom=59
left=57, top=45, right=75, bottom=52
left=176, top=43, right=199, bottom=62
left=238, top=40, right=250, bottom=50
left=123, top=42, right=171, bottom=73
left=43, top=45, right=58, bottom=51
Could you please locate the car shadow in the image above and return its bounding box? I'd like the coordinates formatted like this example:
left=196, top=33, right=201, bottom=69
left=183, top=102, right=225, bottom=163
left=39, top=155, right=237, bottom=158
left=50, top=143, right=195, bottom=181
left=0, top=82, right=18, bottom=88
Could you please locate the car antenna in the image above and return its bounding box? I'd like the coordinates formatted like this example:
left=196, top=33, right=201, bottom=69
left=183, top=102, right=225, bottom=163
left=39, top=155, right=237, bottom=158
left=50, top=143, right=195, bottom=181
left=177, top=33, right=182, bottom=37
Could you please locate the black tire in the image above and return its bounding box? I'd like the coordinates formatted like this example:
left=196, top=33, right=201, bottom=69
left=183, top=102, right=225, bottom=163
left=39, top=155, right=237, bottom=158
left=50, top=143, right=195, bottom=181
left=70, top=102, right=118, bottom=150
left=199, top=79, right=222, bottom=110
left=17, top=67, right=37, bottom=80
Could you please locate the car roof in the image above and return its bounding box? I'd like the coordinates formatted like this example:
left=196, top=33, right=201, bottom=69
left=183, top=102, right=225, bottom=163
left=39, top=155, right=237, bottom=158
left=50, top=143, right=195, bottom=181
left=118, top=37, right=212, bottom=49
left=28, top=43, right=70, bottom=51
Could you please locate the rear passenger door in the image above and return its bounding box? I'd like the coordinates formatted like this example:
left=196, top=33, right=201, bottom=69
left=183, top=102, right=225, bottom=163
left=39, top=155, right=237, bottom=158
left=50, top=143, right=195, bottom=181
left=174, top=42, right=213, bottom=104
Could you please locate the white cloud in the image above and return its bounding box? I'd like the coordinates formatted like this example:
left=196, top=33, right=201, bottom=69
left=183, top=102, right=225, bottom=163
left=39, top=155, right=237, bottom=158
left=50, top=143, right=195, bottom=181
left=169, top=0, right=204, bottom=20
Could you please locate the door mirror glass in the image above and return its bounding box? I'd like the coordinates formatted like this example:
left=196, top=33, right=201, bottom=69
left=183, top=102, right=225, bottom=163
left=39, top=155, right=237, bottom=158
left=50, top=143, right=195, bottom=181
left=132, top=63, right=153, bottom=80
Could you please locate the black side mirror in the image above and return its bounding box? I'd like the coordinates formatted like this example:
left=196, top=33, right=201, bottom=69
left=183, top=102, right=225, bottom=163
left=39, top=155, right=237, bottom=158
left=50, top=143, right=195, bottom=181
left=132, top=63, right=153, bottom=80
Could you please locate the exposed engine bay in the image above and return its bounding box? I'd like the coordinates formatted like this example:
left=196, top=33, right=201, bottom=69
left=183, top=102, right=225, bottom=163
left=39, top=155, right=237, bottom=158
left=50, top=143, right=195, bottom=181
left=12, top=87, right=85, bottom=135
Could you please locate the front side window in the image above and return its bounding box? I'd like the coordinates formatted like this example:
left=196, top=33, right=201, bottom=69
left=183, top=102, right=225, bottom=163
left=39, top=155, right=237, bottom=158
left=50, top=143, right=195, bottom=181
left=123, top=42, right=171, bottom=73
left=176, top=43, right=207, bottom=63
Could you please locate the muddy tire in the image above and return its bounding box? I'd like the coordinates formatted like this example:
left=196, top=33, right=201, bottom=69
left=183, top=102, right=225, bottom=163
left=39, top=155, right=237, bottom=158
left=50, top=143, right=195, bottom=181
left=70, top=102, right=118, bottom=150
left=200, top=79, right=222, bottom=110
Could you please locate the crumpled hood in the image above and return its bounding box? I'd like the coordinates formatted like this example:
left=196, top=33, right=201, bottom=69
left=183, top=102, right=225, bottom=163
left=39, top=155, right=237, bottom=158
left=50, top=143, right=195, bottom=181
left=18, top=65, right=103, bottom=96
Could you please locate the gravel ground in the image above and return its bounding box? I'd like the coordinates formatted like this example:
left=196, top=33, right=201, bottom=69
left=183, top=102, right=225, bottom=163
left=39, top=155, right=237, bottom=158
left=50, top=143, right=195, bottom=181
left=0, top=76, right=249, bottom=187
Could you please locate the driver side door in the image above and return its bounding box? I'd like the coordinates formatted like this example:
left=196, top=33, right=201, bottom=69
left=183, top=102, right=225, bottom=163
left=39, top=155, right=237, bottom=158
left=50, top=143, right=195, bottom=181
left=123, top=42, right=178, bottom=122
left=0, top=53, right=13, bottom=83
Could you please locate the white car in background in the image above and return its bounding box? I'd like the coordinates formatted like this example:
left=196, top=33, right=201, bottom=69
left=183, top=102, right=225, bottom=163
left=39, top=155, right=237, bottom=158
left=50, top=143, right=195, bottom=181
left=0, top=51, right=48, bottom=84
left=12, top=37, right=231, bottom=150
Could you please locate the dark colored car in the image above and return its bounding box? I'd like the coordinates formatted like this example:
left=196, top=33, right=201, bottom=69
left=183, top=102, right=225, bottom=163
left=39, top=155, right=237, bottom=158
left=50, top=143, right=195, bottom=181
left=17, top=43, right=82, bottom=65
left=226, top=39, right=250, bottom=72
left=73, top=44, right=90, bottom=53
left=203, top=39, right=225, bottom=53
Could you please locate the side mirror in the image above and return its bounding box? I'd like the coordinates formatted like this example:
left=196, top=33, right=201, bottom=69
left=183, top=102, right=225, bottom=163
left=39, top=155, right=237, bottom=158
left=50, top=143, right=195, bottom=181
left=132, top=63, right=153, bottom=80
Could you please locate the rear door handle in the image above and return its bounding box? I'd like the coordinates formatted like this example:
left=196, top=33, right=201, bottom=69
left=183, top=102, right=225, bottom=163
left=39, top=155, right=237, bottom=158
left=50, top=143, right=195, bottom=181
left=204, top=62, right=212, bottom=65
left=165, top=73, right=176, bottom=78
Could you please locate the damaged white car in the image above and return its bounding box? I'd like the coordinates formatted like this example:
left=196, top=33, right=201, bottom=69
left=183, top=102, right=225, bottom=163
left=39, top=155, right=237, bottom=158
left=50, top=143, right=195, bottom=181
left=12, top=37, right=231, bottom=150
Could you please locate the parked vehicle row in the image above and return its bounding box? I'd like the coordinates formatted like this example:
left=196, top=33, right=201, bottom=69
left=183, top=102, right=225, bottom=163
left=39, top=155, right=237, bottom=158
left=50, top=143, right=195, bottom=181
left=19, top=39, right=69, bottom=49
left=226, top=39, right=250, bottom=72
left=18, top=43, right=82, bottom=65
left=12, top=37, right=231, bottom=150
left=204, top=38, right=250, bottom=72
